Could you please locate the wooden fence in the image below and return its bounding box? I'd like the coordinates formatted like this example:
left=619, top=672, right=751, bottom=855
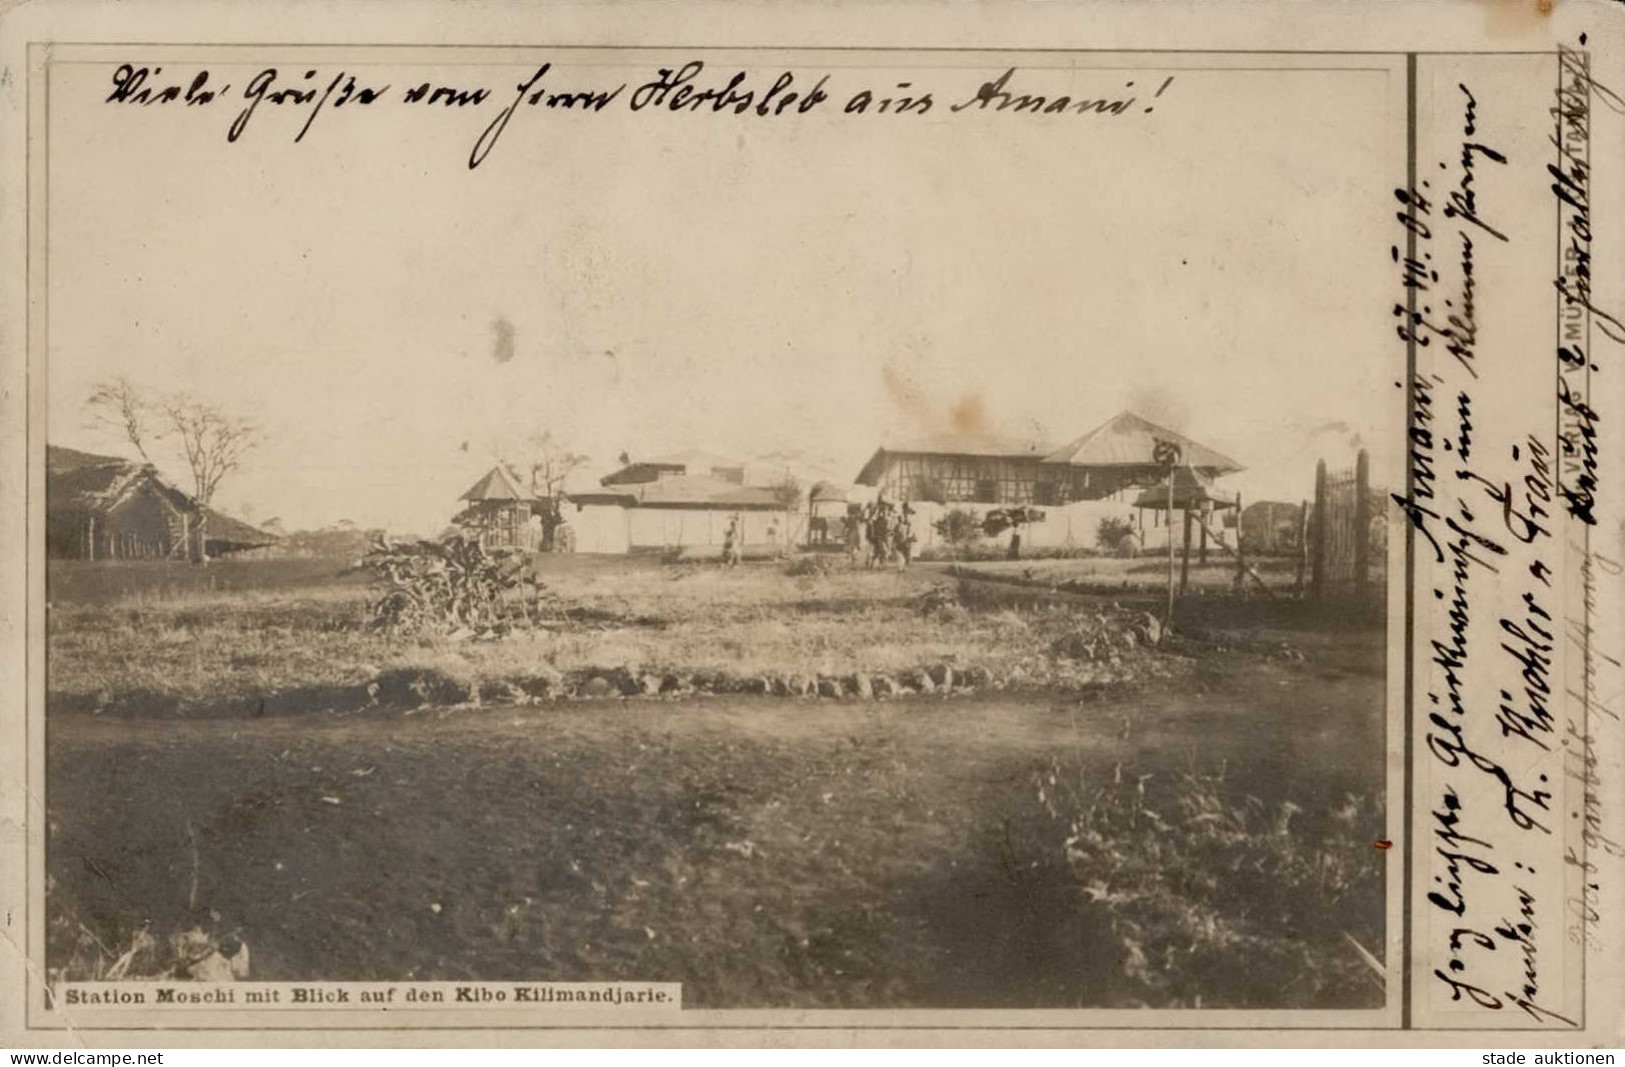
left=1310, top=450, right=1381, bottom=604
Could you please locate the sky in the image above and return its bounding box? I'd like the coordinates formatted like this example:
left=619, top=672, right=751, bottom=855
left=47, top=54, right=1402, bottom=534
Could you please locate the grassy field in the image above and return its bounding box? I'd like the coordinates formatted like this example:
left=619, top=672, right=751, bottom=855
left=45, top=554, right=1390, bottom=1009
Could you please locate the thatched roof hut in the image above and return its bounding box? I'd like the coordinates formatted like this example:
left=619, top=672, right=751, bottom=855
left=47, top=445, right=279, bottom=559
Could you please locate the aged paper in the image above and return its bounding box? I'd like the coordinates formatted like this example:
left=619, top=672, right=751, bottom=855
left=0, top=0, right=1621, bottom=1048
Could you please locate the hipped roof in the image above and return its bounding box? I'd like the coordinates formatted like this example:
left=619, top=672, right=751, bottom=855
left=854, top=413, right=1241, bottom=485
left=460, top=465, right=532, bottom=502
left=1043, top=411, right=1243, bottom=475
left=855, top=431, right=1053, bottom=485
left=1131, top=466, right=1240, bottom=510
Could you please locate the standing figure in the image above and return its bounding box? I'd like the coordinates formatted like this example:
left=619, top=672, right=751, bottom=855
left=870, top=500, right=894, bottom=568
left=723, top=513, right=743, bottom=567
left=843, top=507, right=863, bottom=564
left=894, top=501, right=917, bottom=568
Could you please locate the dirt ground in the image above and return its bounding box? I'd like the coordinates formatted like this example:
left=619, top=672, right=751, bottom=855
left=45, top=555, right=1390, bottom=1009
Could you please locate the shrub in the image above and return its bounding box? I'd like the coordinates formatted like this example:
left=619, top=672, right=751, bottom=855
left=1034, top=759, right=1385, bottom=1008
left=1096, top=515, right=1138, bottom=554
left=981, top=505, right=1045, bottom=539
left=932, top=508, right=984, bottom=549
left=362, top=535, right=541, bottom=636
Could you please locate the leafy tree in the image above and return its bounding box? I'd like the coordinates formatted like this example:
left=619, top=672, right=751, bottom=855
left=982, top=505, right=1045, bottom=559
left=1096, top=515, right=1137, bottom=554
left=933, top=507, right=983, bottom=548
left=770, top=475, right=804, bottom=511
left=497, top=431, right=591, bottom=551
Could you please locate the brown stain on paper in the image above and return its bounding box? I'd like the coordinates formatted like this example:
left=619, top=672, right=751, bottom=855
left=883, top=361, right=995, bottom=440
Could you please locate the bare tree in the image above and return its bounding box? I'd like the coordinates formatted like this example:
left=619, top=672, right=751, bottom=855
left=156, top=393, right=261, bottom=563
left=769, top=474, right=804, bottom=511
left=84, top=376, right=154, bottom=462
left=512, top=431, right=590, bottom=551
left=84, top=380, right=260, bottom=563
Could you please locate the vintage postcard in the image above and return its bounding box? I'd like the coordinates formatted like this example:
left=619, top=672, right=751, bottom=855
left=0, top=0, right=1621, bottom=1048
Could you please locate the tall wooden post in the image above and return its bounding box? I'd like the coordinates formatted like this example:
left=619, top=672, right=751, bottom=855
left=1311, top=459, right=1329, bottom=600
left=1166, top=471, right=1176, bottom=627
left=1234, top=493, right=1246, bottom=590
left=86, top=515, right=96, bottom=561
left=1295, top=499, right=1310, bottom=593
left=1198, top=504, right=1209, bottom=565
left=1179, top=507, right=1193, bottom=595
left=1354, top=449, right=1371, bottom=603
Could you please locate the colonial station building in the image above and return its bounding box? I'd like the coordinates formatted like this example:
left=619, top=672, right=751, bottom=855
left=853, top=411, right=1244, bottom=553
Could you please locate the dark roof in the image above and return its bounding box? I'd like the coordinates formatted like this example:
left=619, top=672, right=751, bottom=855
left=601, top=449, right=746, bottom=487
left=1042, top=411, right=1243, bottom=474
left=46, top=446, right=191, bottom=516
left=1130, top=466, right=1239, bottom=510
left=199, top=506, right=281, bottom=548
left=571, top=474, right=785, bottom=510
left=46, top=445, right=280, bottom=548
left=855, top=431, right=1052, bottom=485
left=460, top=466, right=532, bottom=502
left=809, top=480, right=848, bottom=503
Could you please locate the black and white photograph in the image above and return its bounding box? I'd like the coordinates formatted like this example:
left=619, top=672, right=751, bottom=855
left=4, top=3, right=1622, bottom=1048
left=34, top=47, right=1398, bottom=1015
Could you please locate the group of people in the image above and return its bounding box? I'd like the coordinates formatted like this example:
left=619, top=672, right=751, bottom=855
left=717, top=500, right=916, bottom=569
left=843, top=498, right=917, bottom=569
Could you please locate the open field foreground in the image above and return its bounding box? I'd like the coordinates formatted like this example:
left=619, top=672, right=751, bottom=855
left=46, top=556, right=1389, bottom=1010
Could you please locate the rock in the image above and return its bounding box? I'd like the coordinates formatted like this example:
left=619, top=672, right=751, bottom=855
left=578, top=676, right=617, bottom=699
left=910, top=669, right=936, bottom=694
left=961, top=665, right=991, bottom=688
left=769, top=675, right=791, bottom=697
left=660, top=672, right=690, bottom=694
left=852, top=674, right=874, bottom=700
left=745, top=676, right=771, bottom=695
left=816, top=676, right=842, bottom=699
left=927, top=664, right=954, bottom=692
left=639, top=674, right=663, bottom=697
left=788, top=674, right=813, bottom=697
left=871, top=674, right=897, bottom=698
